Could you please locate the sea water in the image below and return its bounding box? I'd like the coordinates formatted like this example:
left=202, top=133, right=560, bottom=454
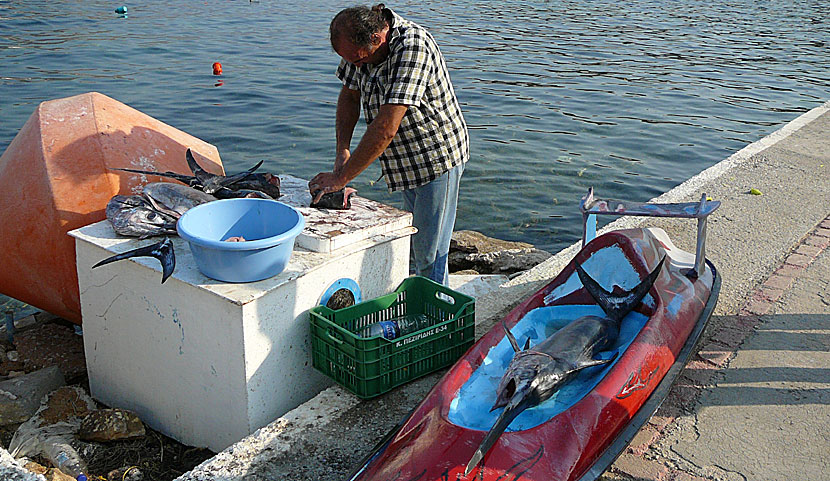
left=1, top=0, right=827, bottom=252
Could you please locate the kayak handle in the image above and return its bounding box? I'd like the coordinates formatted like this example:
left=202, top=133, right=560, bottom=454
left=580, top=187, right=720, bottom=278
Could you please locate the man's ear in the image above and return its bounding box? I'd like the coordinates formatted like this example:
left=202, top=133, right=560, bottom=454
left=371, top=32, right=382, bottom=46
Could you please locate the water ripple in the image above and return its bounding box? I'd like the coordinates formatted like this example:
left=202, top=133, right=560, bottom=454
left=1, top=0, right=828, bottom=252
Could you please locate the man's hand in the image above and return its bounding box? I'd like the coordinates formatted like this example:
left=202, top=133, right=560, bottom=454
left=308, top=171, right=347, bottom=204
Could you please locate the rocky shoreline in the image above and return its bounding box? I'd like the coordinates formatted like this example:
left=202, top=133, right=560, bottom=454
left=0, top=313, right=213, bottom=481
left=449, top=230, right=552, bottom=276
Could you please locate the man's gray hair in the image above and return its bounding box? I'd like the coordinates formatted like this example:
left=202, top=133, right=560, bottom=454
left=330, top=4, right=389, bottom=49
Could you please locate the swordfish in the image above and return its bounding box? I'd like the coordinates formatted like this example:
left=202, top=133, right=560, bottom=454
left=466, top=256, right=666, bottom=475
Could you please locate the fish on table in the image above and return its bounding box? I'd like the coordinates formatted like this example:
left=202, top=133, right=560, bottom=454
left=141, top=182, right=216, bottom=217
left=105, top=194, right=178, bottom=239
left=185, top=148, right=280, bottom=198
left=113, top=148, right=281, bottom=199
left=309, top=187, right=357, bottom=210
left=105, top=182, right=214, bottom=238
left=98, top=147, right=284, bottom=282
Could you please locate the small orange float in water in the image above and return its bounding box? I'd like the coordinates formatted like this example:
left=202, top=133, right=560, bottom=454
left=212, top=62, right=222, bottom=75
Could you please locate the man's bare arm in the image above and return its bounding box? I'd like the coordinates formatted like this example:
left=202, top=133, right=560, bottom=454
left=309, top=103, right=408, bottom=202
left=335, top=85, right=361, bottom=168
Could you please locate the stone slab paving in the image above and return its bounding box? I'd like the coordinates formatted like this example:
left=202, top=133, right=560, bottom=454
left=608, top=215, right=830, bottom=481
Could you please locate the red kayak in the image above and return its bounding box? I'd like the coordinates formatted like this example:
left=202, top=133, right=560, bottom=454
left=347, top=193, right=720, bottom=481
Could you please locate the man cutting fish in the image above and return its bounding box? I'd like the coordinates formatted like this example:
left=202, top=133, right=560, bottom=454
left=309, top=3, right=469, bottom=285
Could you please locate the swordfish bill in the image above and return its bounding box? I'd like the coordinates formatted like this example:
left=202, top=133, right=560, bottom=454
left=92, top=237, right=176, bottom=283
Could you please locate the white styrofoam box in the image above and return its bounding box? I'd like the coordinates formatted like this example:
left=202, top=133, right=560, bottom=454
left=71, top=217, right=414, bottom=451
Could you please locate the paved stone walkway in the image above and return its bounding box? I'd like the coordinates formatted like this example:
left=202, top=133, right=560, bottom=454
left=607, top=216, right=830, bottom=481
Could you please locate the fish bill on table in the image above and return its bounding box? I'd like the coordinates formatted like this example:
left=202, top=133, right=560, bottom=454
left=92, top=237, right=176, bottom=283
left=465, top=256, right=666, bottom=475
left=111, top=166, right=200, bottom=188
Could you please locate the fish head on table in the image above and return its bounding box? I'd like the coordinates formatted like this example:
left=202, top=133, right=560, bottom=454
left=142, top=182, right=216, bottom=217
left=105, top=195, right=179, bottom=239
left=309, top=187, right=357, bottom=210
left=105, top=183, right=215, bottom=238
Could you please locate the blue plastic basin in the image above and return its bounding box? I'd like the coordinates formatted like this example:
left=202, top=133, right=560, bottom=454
left=176, top=198, right=305, bottom=283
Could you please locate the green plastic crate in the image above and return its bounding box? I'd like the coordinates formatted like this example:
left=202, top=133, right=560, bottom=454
left=309, top=276, right=475, bottom=399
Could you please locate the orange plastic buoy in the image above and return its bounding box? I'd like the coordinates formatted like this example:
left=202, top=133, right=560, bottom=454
left=0, top=92, right=226, bottom=323
left=212, top=62, right=222, bottom=75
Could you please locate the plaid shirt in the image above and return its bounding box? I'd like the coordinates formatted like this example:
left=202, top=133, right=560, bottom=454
left=336, top=8, right=469, bottom=192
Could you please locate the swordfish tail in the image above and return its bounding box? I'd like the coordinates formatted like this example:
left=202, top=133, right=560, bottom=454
left=576, top=256, right=666, bottom=322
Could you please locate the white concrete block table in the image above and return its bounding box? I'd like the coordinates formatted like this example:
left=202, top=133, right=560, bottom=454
left=69, top=176, right=413, bottom=451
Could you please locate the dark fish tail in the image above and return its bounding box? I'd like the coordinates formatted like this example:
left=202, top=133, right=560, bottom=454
left=576, top=256, right=665, bottom=322
left=214, top=188, right=273, bottom=199
left=186, top=148, right=211, bottom=183
left=92, top=237, right=176, bottom=283
left=218, top=160, right=263, bottom=188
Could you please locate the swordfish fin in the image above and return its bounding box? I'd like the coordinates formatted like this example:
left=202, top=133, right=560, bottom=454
left=503, top=320, right=521, bottom=353
left=576, top=256, right=666, bottom=322
left=218, top=160, right=264, bottom=188
left=186, top=148, right=212, bottom=184
left=578, top=350, right=619, bottom=369
left=92, top=237, right=176, bottom=283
